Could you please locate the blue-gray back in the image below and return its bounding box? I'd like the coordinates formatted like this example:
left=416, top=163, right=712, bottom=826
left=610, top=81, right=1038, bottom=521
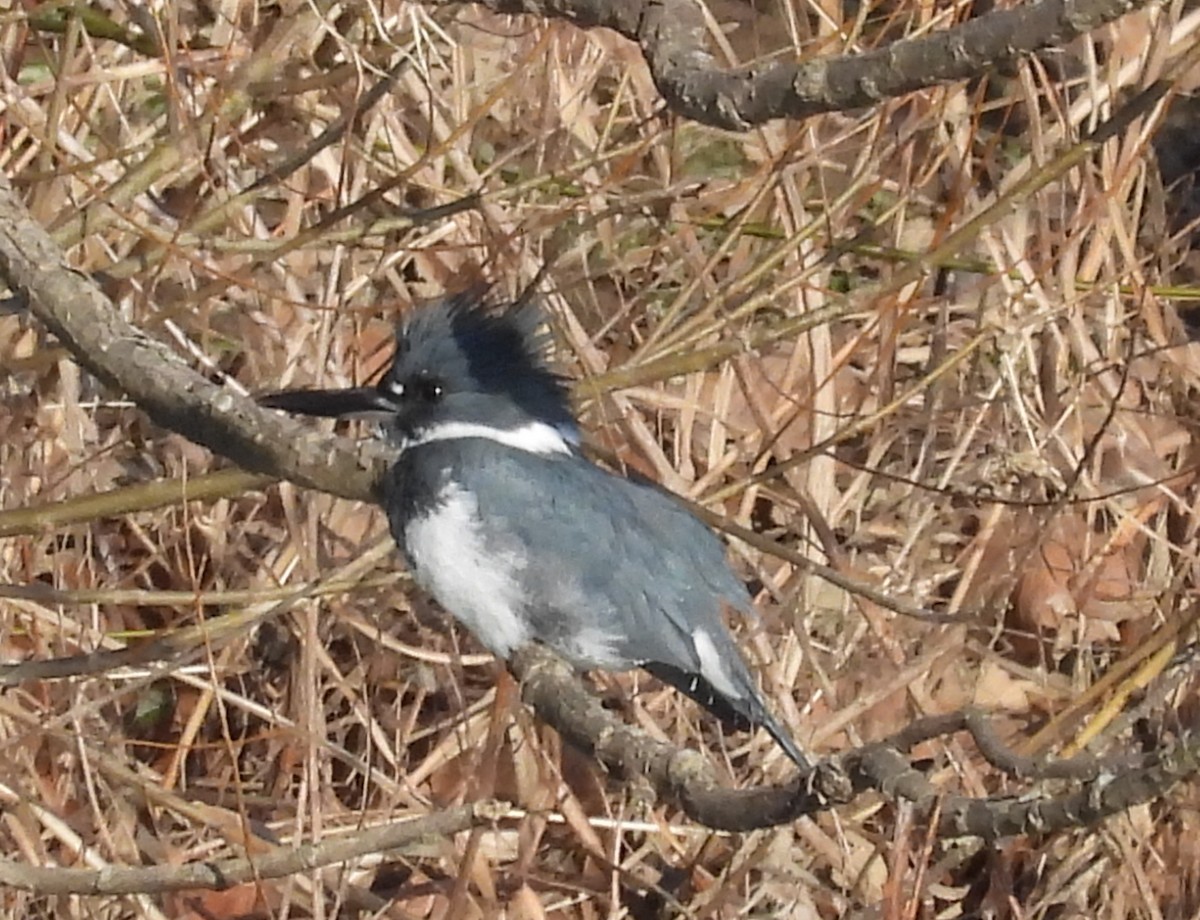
left=383, top=438, right=753, bottom=672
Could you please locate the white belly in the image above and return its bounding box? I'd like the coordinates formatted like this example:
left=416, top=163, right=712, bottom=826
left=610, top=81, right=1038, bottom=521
left=402, top=484, right=530, bottom=658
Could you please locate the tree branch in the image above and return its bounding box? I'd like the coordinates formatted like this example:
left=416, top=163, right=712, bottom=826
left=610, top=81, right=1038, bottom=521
left=0, top=803, right=498, bottom=895
left=461, top=0, right=1146, bottom=129
left=0, top=178, right=382, bottom=503
left=511, top=646, right=1199, bottom=837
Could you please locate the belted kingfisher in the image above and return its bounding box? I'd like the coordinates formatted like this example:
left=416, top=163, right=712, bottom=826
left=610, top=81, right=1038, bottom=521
left=260, top=292, right=808, bottom=769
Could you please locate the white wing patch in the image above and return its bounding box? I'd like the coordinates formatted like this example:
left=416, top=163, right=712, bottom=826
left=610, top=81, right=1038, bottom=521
left=691, top=628, right=743, bottom=701
left=404, top=484, right=530, bottom=657
left=410, top=420, right=572, bottom=456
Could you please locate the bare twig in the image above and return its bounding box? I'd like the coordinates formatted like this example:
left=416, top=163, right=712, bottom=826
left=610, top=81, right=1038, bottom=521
left=0, top=802, right=501, bottom=895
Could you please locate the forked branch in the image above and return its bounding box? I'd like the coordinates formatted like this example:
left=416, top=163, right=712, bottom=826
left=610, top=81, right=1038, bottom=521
left=453, top=0, right=1146, bottom=128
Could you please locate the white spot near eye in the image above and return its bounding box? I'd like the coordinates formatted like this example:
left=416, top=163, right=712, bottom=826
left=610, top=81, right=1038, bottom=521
left=691, top=628, right=743, bottom=701
left=385, top=379, right=405, bottom=398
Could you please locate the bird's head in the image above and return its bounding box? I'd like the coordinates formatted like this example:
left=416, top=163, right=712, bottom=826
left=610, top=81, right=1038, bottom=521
left=259, top=291, right=579, bottom=452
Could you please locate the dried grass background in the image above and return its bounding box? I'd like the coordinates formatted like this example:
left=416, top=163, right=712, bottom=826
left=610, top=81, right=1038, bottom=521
left=3, top=0, right=1200, bottom=917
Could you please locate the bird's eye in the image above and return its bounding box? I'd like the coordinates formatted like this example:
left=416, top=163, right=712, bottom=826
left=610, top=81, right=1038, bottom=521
left=416, top=378, right=444, bottom=402
left=383, top=375, right=442, bottom=403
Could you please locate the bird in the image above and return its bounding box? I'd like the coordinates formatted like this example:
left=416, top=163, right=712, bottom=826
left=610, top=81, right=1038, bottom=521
left=259, top=291, right=809, bottom=769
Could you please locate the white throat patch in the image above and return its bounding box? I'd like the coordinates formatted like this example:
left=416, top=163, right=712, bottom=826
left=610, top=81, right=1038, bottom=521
left=406, top=420, right=573, bottom=455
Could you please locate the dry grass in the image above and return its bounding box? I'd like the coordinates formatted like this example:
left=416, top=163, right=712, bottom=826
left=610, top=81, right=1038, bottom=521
left=3, top=0, right=1200, bottom=917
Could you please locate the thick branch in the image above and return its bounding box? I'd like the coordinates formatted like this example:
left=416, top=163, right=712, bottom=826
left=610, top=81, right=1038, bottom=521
left=468, top=0, right=1144, bottom=129
left=0, top=177, right=382, bottom=503
left=511, top=646, right=1197, bottom=837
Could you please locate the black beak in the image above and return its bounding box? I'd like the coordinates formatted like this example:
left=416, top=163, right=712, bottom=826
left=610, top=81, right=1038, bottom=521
left=257, top=386, right=397, bottom=421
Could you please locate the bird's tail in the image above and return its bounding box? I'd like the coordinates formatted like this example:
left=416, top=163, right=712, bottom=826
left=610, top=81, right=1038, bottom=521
left=644, top=662, right=810, bottom=770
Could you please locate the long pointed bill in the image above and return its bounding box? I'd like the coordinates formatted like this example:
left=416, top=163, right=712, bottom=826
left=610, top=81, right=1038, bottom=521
left=257, top=386, right=397, bottom=421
